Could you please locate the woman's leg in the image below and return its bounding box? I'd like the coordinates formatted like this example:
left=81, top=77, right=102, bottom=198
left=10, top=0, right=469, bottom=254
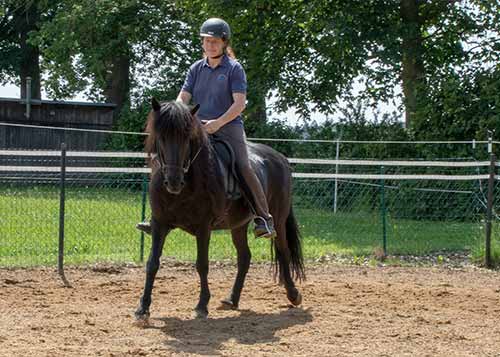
left=216, top=124, right=276, bottom=238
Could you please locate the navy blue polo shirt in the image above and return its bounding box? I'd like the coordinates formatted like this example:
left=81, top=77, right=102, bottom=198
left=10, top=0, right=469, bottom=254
left=181, top=55, right=247, bottom=125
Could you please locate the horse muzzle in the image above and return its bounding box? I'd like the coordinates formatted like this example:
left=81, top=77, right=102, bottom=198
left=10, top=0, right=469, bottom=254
left=164, top=175, right=185, bottom=194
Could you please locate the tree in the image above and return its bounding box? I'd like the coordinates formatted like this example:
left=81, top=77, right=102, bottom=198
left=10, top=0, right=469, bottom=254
left=6, top=0, right=496, bottom=138
left=410, top=0, right=500, bottom=149
left=0, top=0, right=47, bottom=99
left=34, top=0, right=197, bottom=116
left=400, top=0, right=425, bottom=127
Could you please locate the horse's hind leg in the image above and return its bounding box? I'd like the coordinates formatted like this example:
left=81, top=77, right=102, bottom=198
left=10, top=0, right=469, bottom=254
left=274, top=223, right=302, bottom=306
left=221, top=223, right=251, bottom=309
left=135, top=220, right=171, bottom=324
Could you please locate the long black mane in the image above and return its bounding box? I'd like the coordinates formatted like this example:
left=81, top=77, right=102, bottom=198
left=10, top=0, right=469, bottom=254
left=145, top=101, right=207, bottom=156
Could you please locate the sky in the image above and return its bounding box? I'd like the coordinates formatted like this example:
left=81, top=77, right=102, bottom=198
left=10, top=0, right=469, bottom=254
left=0, top=83, right=22, bottom=98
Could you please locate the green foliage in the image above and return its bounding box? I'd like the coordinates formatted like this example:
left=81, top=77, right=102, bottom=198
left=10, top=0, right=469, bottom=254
left=0, top=2, right=20, bottom=82
left=104, top=104, right=150, bottom=152
left=1, top=0, right=499, bottom=153
left=250, top=100, right=414, bottom=160
left=105, top=86, right=182, bottom=151
left=0, top=0, right=49, bottom=84
left=412, top=66, right=500, bottom=159
left=33, top=0, right=197, bottom=102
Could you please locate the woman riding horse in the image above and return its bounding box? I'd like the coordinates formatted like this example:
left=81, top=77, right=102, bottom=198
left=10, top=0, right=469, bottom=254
left=134, top=19, right=304, bottom=323
left=138, top=18, right=276, bottom=238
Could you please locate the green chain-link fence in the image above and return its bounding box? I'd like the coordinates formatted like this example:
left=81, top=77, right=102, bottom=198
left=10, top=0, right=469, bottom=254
left=0, top=149, right=498, bottom=267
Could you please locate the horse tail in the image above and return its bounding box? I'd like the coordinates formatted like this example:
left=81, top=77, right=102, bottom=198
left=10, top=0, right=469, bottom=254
left=272, top=206, right=306, bottom=283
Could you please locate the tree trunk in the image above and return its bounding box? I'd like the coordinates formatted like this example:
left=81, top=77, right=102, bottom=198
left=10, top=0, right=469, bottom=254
left=102, top=49, right=131, bottom=118
left=16, top=1, right=41, bottom=100
left=243, top=88, right=267, bottom=136
left=400, top=0, right=425, bottom=128
left=246, top=89, right=267, bottom=124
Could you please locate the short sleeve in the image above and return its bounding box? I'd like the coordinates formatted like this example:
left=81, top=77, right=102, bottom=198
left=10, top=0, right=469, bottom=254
left=181, top=64, right=196, bottom=94
left=230, top=63, right=247, bottom=93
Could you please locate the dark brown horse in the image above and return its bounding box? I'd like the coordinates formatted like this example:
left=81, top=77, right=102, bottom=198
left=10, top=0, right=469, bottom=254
left=135, top=98, right=305, bottom=323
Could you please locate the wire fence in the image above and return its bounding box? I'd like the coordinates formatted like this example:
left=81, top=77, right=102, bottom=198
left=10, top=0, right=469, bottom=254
left=0, top=147, right=498, bottom=268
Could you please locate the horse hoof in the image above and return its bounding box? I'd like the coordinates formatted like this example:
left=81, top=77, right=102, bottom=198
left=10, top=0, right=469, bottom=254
left=193, top=308, right=208, bottom=319
left=219, top=299, right=238, bottom=310
left=134, top=314, right=150, bottom=328
left=288, top=291, right=302, bottom=306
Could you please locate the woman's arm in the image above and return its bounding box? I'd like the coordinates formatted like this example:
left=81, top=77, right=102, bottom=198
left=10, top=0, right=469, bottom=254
left=218, top=92, right=246, bottom=125
left=176, top=90, right=192, bottom=104
left=204, top=92, right=246, bottom=134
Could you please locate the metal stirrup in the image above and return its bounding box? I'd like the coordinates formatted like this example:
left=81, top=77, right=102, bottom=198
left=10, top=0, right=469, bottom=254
left=254, top=215, right=272, bottom=234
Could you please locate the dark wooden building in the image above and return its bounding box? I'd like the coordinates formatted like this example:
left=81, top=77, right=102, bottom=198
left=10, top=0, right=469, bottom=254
left=0, top=97, right=116, bottom=150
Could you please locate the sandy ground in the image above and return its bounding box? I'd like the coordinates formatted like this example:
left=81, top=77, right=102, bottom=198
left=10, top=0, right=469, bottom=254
left=1, top=262, right=500, bottom=357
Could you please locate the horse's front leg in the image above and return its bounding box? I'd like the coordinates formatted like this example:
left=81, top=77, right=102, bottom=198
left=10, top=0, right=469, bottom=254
left=194, top=228, right=211, bottom=318
left=135, top=219, right=171, bottom=324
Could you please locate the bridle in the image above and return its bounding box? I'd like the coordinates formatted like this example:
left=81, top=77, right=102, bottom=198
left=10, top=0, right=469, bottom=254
left=153, top=138, right=203, bottom=174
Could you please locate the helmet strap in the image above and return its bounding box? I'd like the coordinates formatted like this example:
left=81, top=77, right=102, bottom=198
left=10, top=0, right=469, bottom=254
left=210, top=52, right=224, bottom=59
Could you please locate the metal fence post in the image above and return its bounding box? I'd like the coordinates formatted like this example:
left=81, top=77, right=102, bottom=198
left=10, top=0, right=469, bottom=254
left=25, top=77, right=32, bottom=119
left=380, top=165, right=387, bottom=257
left=139, top=174, right=148, bottom=262
left=334, top=138, right=340, bottom=213
left=485, top=153, right=496, bottom=268
left=58, top=143, right=70, bottom=287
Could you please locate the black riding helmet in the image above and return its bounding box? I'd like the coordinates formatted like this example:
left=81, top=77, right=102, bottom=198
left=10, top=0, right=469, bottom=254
left=200, top=18, right=231, bottom=41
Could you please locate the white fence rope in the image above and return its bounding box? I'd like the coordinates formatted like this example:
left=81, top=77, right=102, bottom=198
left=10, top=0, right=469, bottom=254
left=0, top=166, right=150, bottom=173
left=0, top=165, right=494, bottom=181
left=293, top=173, right=491, bottom=181
left=0, top=150, right=494, bottom=167
left=0, top=150, right=148, bottom=158
left=288, top=158, right=492, bottom=167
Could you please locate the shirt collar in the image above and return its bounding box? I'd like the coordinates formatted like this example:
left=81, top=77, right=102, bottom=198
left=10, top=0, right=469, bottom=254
left=202, top=54, right=229, bottom=68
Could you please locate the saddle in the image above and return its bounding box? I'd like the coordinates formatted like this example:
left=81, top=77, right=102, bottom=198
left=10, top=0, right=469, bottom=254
left=211, top=137, right=242, bottom=200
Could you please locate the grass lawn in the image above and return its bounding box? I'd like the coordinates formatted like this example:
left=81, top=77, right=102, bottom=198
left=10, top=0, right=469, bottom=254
left=0, top=185, right=492, bottom=267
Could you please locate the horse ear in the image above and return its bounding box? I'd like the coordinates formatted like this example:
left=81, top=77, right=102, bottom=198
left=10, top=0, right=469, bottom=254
left=191, top=103, right=200, bottom=116
left=151, top=97, right=161, bottom=112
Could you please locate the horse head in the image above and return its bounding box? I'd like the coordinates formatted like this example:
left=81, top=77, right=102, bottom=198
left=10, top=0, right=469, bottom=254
left=145, top=98, right=203, bottom=194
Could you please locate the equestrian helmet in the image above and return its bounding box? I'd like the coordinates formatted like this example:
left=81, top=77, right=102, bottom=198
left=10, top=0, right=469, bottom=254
left=200, top=18, right=231, bottom=41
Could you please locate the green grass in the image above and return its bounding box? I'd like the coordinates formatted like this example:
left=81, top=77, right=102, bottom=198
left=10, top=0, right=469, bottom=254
left=0, top=185, right=494, bottom=267
left=471, top=240, right=500, bottom=268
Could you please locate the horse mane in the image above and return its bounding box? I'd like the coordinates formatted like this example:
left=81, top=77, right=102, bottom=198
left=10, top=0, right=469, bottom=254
left=144, top=101, right=208, bottom=155
left=143, top=100, right=221, bottom=215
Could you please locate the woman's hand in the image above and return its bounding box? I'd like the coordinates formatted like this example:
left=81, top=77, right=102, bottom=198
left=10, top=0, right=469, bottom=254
left=202, top=119, right=223, bottom=134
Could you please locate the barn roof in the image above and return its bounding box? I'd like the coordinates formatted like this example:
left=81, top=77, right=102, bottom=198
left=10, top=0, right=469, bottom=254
left=0, top=97, right=117, bottom=108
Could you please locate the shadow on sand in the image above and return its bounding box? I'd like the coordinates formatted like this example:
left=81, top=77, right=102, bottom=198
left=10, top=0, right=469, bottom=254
left=150, top=307, right=313, bottom=355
